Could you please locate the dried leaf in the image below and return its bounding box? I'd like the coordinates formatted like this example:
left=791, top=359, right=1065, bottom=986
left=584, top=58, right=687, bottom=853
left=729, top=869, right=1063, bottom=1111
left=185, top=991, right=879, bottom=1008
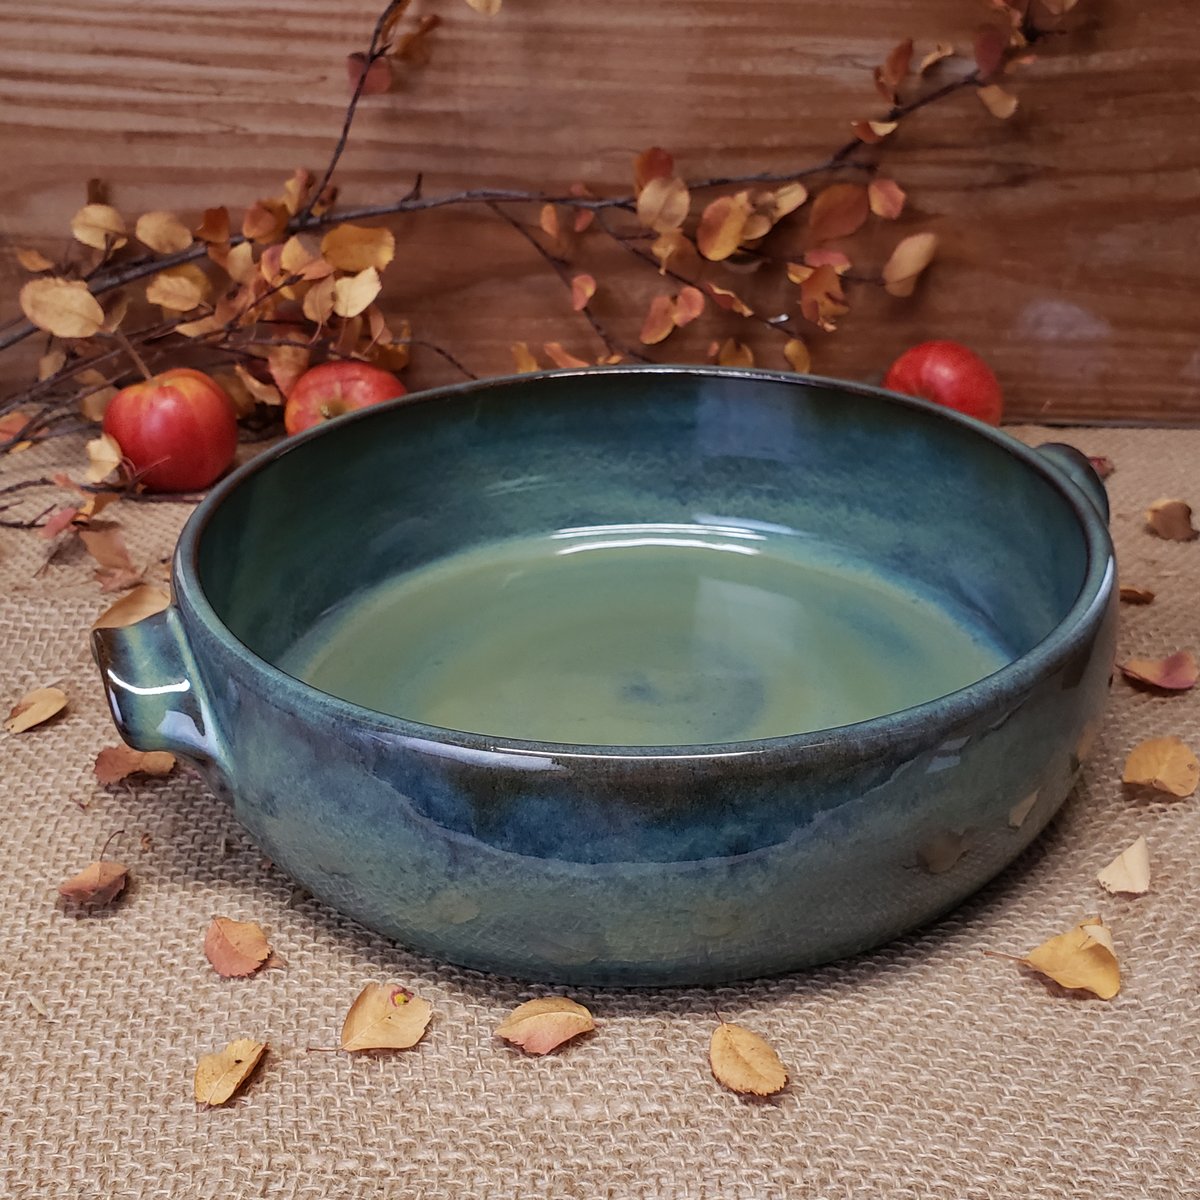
left=135, top=211, right=193, bottom=254
left=650, top=230, right=695, bottom=275
left=17, top=247, right=56, bottom=272
left=697, top=192, right=753, bottom=261
left=543, top=342, right=589, bottom=369
left=302, top=275, right=336, bottom=326
left=639, top=294, right=676, bottom=345
left=205, top=916, right=272, bottom=978
left=767, top=182, right=809, bottom=220
left=102, top=291, right=130, bottom=334
left=1019, top=916, right=1120, bottom=999
left=233, top=364, right=284, bottom=408
left=808, top=184, right=869, bottom=243
left=280, top=168, right=313, bottom=216
left=94, top=744, right=176, bottom=785
left=868, top=178, right=907, bottom=220
left=37, top=349, right=67, bottom=382
left=852, top=119, right=899, bottom=143
left=716, top=338, right=754, bottom=368
left=634, top=146, right=673, bottom=192
left=332, top=267, right=382, bottom=319
left=709, top=1022, right=788, bottom=1096
left=267, top=345, right=310, bottom=397
left=320, top=224, right=395, bottom=273
left=1097, top=835, right=1150, bottom=896
left=977, top=84, right=1019, bottom=119
left=341, top=983, right=432, bottom=1051
left=84, top=432, right=123, bottom=484
left=880, top=37, right=914, bottom=91
left=974, top=24, right=1008, bottom=78
left=803, top=248, right=851, bottom=273
left=79, top=524, right=135, bottom=578
left=783, top=338, right=811, bottom=373
left=347, top=50, right=393, bottom=95
left=797, top=263, right=849, bottom=331
left=194, top=1039, right=268, bottom=1106
left=145, top=267, right=204, bottom=312
left=70, top=204, right=128, bottom=251
left=0, top=411, right=31, bottom=439
left=58, top=859, right=128, bottom=906
left=919, top=42, right=955, bottom=73
left=41, top=507, right=82, bottom=539
left=673, top=286, right=706, bottom=328
left=570, top=274, right=596, bottom=311
left=394, top=14, right=441, bottom=65
left=511, top=342, right=540, bottom=373
left=1119, top=585, right=1155, bottom=605
left=538, top=204, right=560, bottom=241
left=465, top=0, right=502, bottom=13
left=1145, top=498, right=1197, bottom=541
left=5, top=686, right=68, bottom=734
left=92, top=585, right=171, bottom=631
left=242, top=199, right=289, bottom=244
left=704, top=282, right=753, bottom=317
left=195, top=207, right=230, bottom=244
left=218, top=241, right=257, bottom=285
left=637, top=177, right=691, bottom=234
left=1122, top=736, right=1199, bottom=797
left=882, top=232, right=939, bottom=297
left=1119, top=651, right=1197, bottom=692
left=496, top=997, right=595, bottom=1055
left=20, top=278, right=104, bottom=338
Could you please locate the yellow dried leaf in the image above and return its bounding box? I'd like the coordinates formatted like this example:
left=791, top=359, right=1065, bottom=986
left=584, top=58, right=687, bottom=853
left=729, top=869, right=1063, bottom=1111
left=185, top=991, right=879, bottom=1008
left=84, top=432, right=123, bottom=484
left=696, top=192, right=753, bottom=261
left=58, top=859, right=128, bottom=906
left=70, top=204, right=128, bottom=251
left=1119, top=651, right=1198, bottom=692
left=919, top=42, right=955, bottom=73
left=92, top=585, right=170, bottom=631
left=94, top=744, right=175, bottom=785
left=716, top=338, right=754, bottom=368
left=637, top=177, right=691, bottom=234
left=38, top=349, right=66, bottom=381
left=1097, top=835, right=1150, bottom=896
left=651, top=229, right=694, bottom=275
left=511, top=342, right=540, bottom=373
left=20, top=278, right=104, bottom=338
left=280, top=167, right=313, bottom=216
left=280, top=234, right=323, bottom=275
left=267, top=345, right=310, bottom=397
left=977, top=84, right=1019, bottom=119
left=634, top=146, right=674, bottom=192
left=102, top=291, right=130, bottom=333
left=639, top=294, right=676, bottom=345
left=465, top=0, right=501, bottom=13
left=807, top=183, right=869, bottom=243
left=5, top=686, right=68, bottom=734
left=496, top=997, right=595, bottom=1055
left=17, top=247, right=55, bottom=272
left=1118, top=584, right=1155, bottom=605
left=868, top=178, right=907, bottom=220
left=543, top=342, right=590, bottom=369
left=340, top=983, right=432, bottom=1051
left=783, top=338, right=811, bottom=373
left=332, top=267, right=381, bottom=319
left=194, top=1038, right=268, bottom=1106
left=1020, top=916, right=1120, bottom=999
left=1145, top=497, right=1197, bottom=541
left=220, top=241, right=257, bottom=285
left=80, top=387, right=117, bottom=423
left=1122, top=736, right=1199, bottom=797
left=204, top=916, right=272, bottom=978
left=851, top=119, right=898, bottom=143
left=709, top=1022, right=788, bottom=1096
left=135, top=211, right=193, bottom=254
left=882, top=232, right=938, bottom=297
left=145, top=268, right=204, bottom=312
left=302, top=275, right=336, bottom=326
left=768, top=182, right=809, bottom=220
left=233, top=364, right=283, bottom=407
left=320, top=224, right=395, bottom=273
left=570, top=273, right=596, bottom=311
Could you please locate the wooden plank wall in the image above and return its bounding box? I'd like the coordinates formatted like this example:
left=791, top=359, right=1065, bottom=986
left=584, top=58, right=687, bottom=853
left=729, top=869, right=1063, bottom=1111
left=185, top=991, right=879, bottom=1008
left=1, top=0, right=1197, bottom=424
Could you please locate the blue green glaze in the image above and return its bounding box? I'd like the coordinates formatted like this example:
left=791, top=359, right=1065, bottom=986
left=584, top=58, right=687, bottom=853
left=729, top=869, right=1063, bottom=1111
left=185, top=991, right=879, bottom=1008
left=92, top=367, right=1117, bottom=985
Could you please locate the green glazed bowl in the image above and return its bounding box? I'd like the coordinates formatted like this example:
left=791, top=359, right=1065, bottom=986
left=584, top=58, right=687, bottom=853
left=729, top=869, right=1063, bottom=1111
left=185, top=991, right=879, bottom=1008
left=93, top=366, right=1116, bottom=985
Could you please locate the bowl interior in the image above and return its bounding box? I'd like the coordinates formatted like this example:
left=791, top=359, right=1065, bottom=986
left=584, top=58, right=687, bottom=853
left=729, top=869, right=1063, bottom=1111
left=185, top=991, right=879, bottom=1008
left=193, top=370, right=1089, bottom=745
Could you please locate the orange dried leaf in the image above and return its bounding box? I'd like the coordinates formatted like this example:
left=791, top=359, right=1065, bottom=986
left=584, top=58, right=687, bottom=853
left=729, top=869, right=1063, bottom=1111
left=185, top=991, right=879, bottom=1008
left=919, top=42, right=955, bottom=73
left=673, top=286, right=706, bottom=328
left=803, top=249, right=851, bottom=273
left=511, top=342, right=540, bottom=373
left=347, top=51, right=393, bottom=95
left=634, top=146, right=673, bottom=192
left=1097, top=835, right=1151, bottom=896
left=145, top=267, right=205, bottom=312
left=768, top=182, right=809, bottom=220
left=716, top=338, right=754, bottom=368
left=332, top=267, right=382, bottom=319
left=5, top=686, right=68, bottom=734
left=94, top=744, right=176, bottom=785
left=797, top=263, right=849, bottom=331
left=709, top=1022, right=788, bottom=1096
left=570, top=274, right=596, bottom=312
left=704, top=282, right=752, bottom=317
left=543, top=342, right=590, bottom=369
left=852, top=119, right=898, bottom=143
left=205, top=916, right=272, bottom=978
left=974, top=24, right=1008, bottom=78
left=1145, top=498, right=1197, bottom=541
left=1119, top=585, right=1155, bottom=605
left=651, top=230, right=694, bottom=275
left=135, top=211, right=192, bottom=254
left=1122, top=736, right=1199, bottom=797
left=267, top=345, right=310, bottom=397
left=807, top=184, right=869, bottom=243
left=573, top=208, right=594, bottom=234
left=977, top=84, right=1019, bottom=119
left=1119, top=651, right=1197, bottom=692
left=696, top=192, right=753, bottom=261
left=637, top=177, right=691, bottom=234
left=320, top=224, right=395, bottom=273
left=194, top=1039, right=268, bottom=1106
left=340, top=983, right=433, bottom=1051
left=539, top=204, right=560, bottom=240
left=868, top=178, right=907, bottom=220
left=496, top=997, right=594, bottom=1055
left=881, top=37, right=914, bottom=91
left=783, top=338, right=811, bottom=373
left=242, top=200, right=288, bottom=244
left=639, top=294, right=676, bottom=345
left=70, top=204, right=127, bottom=251
left=195, top=207, right=230, bottom=244
left=58, top=859, right=128, bottom=906
left=17, top=247, right=56, bottom=272
left=92, top=585, right=170, bottom=631
left=1019, top=916, right=1120, bottom=999
left=280, top=168, right=313, bottom=217
left=883, top=232, right=938, bottom=297
left=20, top=278, right=104, bottom=338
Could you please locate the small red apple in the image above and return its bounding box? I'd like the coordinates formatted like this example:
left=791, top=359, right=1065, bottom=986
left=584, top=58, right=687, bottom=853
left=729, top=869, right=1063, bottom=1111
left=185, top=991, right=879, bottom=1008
left=283, top=361, right=406, bottom=436
left=883, top=340, right=1003, bottom=426
left=103, top=367, right=238, bottom=492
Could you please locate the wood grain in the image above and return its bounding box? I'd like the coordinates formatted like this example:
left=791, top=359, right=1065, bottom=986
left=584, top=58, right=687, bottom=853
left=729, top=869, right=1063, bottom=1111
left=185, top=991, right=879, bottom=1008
left=1, top=0, right=1197, bottom=424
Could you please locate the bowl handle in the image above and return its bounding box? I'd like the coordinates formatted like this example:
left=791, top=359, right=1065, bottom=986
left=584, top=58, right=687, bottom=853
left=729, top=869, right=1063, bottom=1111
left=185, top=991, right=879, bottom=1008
left=1036, top=442, right=1110, bottom=524
left=92, top=606, right=230, bottom=782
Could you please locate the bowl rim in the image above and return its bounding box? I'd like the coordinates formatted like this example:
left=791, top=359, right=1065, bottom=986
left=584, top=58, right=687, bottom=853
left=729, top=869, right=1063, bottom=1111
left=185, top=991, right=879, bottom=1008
left=175, top=364, right=1115, bottom=763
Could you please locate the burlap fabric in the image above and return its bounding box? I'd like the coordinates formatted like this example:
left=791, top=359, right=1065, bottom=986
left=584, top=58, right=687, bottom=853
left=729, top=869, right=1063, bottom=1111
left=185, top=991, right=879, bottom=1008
left=1, top=428, right=1197, bottom=1199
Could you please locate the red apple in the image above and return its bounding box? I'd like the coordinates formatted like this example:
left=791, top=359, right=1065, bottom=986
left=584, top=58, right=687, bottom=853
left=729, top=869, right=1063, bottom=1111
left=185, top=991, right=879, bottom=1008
left=103, top=368, right=238, bottom=492
left=283, top=361, right=406, bottom=436
left=883, top=340, right=1003, bottom=426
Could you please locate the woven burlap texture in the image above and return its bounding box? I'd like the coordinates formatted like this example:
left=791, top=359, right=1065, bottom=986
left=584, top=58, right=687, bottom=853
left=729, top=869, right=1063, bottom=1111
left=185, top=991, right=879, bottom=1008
left=1, top=429, right=1197, bottom=1200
